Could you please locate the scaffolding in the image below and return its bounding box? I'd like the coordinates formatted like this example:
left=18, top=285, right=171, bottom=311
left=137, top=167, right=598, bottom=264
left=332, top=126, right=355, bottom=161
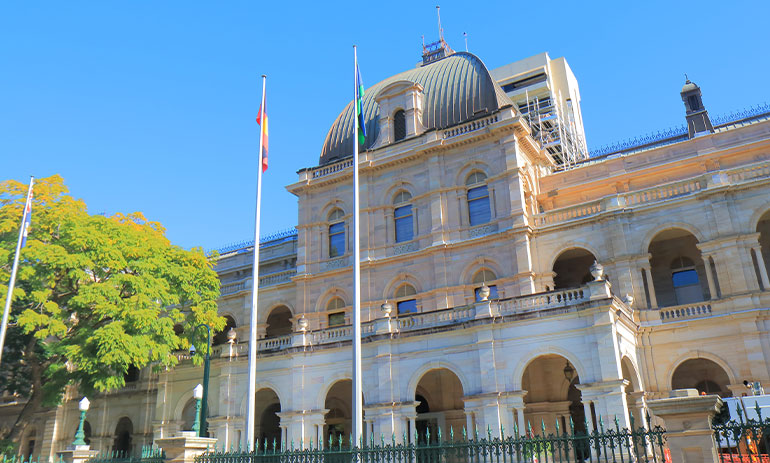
left=520, top=91, right=588, bottom=168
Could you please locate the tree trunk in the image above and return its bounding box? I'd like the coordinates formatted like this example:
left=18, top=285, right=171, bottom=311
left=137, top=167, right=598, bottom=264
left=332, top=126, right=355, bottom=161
left=5, top=336, right=45, bottom=444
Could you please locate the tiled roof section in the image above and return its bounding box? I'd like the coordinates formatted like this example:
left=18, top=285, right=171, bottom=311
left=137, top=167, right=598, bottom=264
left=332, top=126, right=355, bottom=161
left=580, top=103, right=770, bottom=167
left=319, top=52, right=512, bottom=166
left=212, top=228, right=298, bottom=256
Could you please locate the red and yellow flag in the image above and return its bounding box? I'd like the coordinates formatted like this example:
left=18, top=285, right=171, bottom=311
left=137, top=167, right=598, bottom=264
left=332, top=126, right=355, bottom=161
left=256, top=100, right=268, bottom=172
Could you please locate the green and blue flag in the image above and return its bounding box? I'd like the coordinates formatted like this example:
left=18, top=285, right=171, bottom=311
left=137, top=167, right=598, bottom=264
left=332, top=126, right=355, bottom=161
left=355, top=63, right=366, bottom=145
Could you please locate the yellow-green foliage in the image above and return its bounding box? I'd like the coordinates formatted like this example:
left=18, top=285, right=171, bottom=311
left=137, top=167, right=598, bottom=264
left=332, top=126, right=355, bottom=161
left=0, top=175, right=223, bottom=398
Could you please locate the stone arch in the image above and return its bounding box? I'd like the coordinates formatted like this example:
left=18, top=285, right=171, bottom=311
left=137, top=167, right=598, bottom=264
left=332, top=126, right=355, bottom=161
left=620, top=356, right=642, bottom=392
left=212, top=314, right=237, bottom=345
left=749, top=206, right=770, bottom=232
left=239, top=381, right=287, bottom=416
left=382, top=273, right=423, bottom=300
left=640, top=222, right=706, bottom=256
left=512, top=346, right=589, bottom=391
left=259, top=302, right=296, bottom=325
left=647, top=227, right=711, bottom=307
left=667, top=352, right=736, bottom=395
left=520, top=353, right=585, bottom=436
left=459, top=257, right=504, bottom=285
left=174, top=390, right=213, bottom=425
left=112, top=416, right=134, bottom=454
left=384, top=181, right=417, bottom=205
left=550, top=246, right=598, bottom=290
left=414, top=368, right=465, bottom=442
left=320, top=200, right=347, bottom=221
left=547, top=243, right=603, bottom=270
left=180, top=398, right=197, bottom=431
left=316, top=371, right=356, bottom=409
left=405, top=361, right=471, bottom=401
left=254, top=388, right=282, bottom=449
left=265, top=305, right=293, bottom=338
left=314, top=287, right=351, bottom=313
left=455, top=161, right=492, bottom=186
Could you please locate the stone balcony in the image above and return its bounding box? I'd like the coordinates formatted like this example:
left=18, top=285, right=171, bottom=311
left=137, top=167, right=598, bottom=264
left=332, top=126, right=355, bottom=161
left=205, top=280, right=621, bottom=359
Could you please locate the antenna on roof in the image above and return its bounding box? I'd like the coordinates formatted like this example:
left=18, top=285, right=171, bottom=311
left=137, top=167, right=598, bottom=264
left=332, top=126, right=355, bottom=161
left=463, top=32, right=468, bottom=52
left=436, top=6, right=444, bottom=42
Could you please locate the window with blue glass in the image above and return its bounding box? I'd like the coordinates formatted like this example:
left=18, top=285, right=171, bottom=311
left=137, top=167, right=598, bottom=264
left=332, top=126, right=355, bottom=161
left=393, top=191, right=414, bottom=243
left=328, top=209, right=345, bottom=258
left=466, top=172, right=491, bottom=226
left=395, top=283, right=418, bottom=315
left=670, top=256, right=704, bottom=305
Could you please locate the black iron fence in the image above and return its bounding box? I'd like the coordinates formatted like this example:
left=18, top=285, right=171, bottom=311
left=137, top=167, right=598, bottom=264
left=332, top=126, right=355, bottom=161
left=713, top=401, right=770, bottom=463
left=196, top=417, right=667, bottom=463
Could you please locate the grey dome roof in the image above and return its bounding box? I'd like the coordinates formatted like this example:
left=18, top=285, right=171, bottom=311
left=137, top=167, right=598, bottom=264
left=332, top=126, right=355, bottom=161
left=682, top=80, right=699, bottom=93
left=319, top=52, right=511, bottom=166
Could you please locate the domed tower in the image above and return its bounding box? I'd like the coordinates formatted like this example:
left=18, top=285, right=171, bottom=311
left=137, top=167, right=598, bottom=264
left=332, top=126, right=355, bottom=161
left=681, top=78, right=714, bottom=138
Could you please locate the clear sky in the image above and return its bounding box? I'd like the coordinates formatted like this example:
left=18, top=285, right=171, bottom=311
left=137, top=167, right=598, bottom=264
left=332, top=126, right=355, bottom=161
left=2, top=1, right=769, bottom=251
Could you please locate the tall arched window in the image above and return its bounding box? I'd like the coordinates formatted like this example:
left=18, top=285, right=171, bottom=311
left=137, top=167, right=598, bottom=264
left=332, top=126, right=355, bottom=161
left=670, top=256, right=703, bottom=305
left=393, top=110, right=406, bottom=142
left=472, top=269, right=499, bottom=301
left=393, top=191, right=413, bottom=243
left=327, top=297, right=346, bottom=326
left=328, top=209, right=345, bottom=258
left=466, top=172, right=491, bottom=226
left=394, top=283, right=417, bottom=315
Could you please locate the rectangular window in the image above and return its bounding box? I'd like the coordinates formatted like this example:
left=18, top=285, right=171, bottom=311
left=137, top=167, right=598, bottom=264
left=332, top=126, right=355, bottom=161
left=672, top=269, right=699, bottom=287
left=328, top=312, right=345, bottom=326
left=396, top=299, right=417, bottom=315
left=475, top=285, right=499, bottom=302
left=468, top=186, right=491, bottom=226
left=394, top=205, right=414, bottom=243
left=329, top=222, right=345, bottom=258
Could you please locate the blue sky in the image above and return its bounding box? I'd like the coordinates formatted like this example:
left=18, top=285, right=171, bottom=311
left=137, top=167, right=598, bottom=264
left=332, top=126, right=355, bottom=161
left=2, top=1, right=768, bottom=251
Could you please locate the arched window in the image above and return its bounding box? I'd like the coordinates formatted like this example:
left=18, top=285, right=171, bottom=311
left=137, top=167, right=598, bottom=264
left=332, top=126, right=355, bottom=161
left=670, top=256, right=703, bottom=305
left=124, top=366, right=140, bottom=383
left=472, top=269, right=499, bottom=301
left=393, top=110, right=406, bottom=142
left=328, top=209, right=345, bottom=258
left=394, top=283, right=417, bottom=315
left=327, top=297, right=346, bottom=326
left=466, top=172, right=491, bottom=226
left=212, top=315, right=237, bottom=345
left=393, top=191, right=413, bottom=243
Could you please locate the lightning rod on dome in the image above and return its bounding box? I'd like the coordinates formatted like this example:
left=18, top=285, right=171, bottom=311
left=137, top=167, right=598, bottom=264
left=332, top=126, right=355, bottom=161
left=464, top=32, right=468, bottom=52
left=436, top=5, right=444, bottom=42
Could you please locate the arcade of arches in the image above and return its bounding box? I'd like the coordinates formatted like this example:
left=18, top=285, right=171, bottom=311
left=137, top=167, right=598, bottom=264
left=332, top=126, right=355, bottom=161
left=552, top=249, right=595, bottom=290
left=265, top=306, right=293, bottom=338
left=647, top=229, right=714, bottom=308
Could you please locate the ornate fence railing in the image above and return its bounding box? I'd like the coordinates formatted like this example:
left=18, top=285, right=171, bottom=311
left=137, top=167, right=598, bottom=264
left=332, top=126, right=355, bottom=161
left=713, top=401, right=770, bottom=463
left=196, top=419, right=667, bottom=463
left=87, top=446, right=165, bottom=463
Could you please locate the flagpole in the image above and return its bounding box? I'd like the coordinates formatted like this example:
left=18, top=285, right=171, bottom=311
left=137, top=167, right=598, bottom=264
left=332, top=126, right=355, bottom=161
left=246, top=75, right=266, bottom=451
left=0, top=177, right=34, bottom=367
left=352, top=45, right=364, bottom=448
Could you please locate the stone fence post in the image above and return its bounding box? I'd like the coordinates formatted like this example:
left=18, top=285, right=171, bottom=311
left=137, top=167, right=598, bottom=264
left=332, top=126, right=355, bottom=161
left=647, top=389, right=722, bottom=463
left=156, top=432, right=217, bottom=463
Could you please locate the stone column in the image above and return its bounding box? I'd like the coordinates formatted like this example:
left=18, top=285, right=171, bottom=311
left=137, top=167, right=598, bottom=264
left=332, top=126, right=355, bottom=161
left=156, top=432, right=218, bottom=463
left=278, top=410, right=327, bottom=449
left=577, top=380, right=631, bottom=430
left=646, top=389, right=722, bottom=463
left=365, top=402, right=415, bottom=442
left=642, top=264, right=658, bottom=308
left=700, top=253, right=718, bottom=299
left=463, top=393, right=505, bottom=438
left=499, top=391, right=527, bottom=436
left=752, top=245, right=770, bottom=289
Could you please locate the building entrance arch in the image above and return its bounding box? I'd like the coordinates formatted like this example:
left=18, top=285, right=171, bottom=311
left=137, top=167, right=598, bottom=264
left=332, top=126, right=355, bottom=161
left=671, top=358, right=732, bottom=397
left=522, top=355, right=585, bottom=436
left=414, top=368, right=465, bottom=443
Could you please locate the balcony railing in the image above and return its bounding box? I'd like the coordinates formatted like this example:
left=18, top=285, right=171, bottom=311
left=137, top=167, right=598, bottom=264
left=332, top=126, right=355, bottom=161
left=535, top=160, right=770, bottom=227
left=659, top=301, right=713, bottom=321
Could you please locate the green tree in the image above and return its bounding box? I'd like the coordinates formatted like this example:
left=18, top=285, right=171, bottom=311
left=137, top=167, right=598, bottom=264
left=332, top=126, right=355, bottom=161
left=0, top=175, right=223, bottom=443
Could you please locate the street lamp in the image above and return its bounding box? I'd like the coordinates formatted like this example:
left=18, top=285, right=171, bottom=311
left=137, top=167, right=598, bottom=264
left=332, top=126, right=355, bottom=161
left=191, top=384, right=204, bottom=434
left=190, top=324, right=212, bottom=438
left=72, top=397, right=90, bottom=447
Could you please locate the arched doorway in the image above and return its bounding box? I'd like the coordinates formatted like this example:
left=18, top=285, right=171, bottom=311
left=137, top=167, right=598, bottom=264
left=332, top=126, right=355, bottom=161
left=324, top=380, right=352, bottom=447
left=181, top=399, right=197, bottom=431
left=255, top=388, right=282, bottom=450
left=414, top=369, right=465, bottom=443
left=113, top=417, right=133, bottom=455
left=265, top=306, right=293, bottom=338
left=648, top=229, right=712, bottom=307
left=213, top=315, right=237, bottom=345
left=621, top=357, right=645, bottom=427
left=522, top=355, right=585, bottom=436
left=553, top=249, right=596, bottom=290
left=671, top=358, right=732, bottom=397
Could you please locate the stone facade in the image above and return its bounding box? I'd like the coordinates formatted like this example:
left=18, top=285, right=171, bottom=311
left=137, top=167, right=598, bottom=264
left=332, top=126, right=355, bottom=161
left=4, top=50, right=770, bottom=462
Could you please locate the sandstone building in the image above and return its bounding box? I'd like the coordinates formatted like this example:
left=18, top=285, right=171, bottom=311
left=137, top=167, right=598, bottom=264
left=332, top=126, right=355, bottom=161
left=7, top=45, right=770, bottom=460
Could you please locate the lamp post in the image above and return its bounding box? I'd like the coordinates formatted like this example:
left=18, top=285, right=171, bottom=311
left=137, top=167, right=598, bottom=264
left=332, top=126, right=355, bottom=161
left=191, top=384, right=204, bottom=434
left=72, top=397, right=90, bottom=447
left=190, top=324, right=212, bottom=438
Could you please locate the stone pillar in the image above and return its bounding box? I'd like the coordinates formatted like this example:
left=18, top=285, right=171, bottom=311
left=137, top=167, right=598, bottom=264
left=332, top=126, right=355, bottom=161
left=512, top=232, right=536, bottom=296
left=365, top=402, right=414, bottom=442
left=499, top=391, right=527, bottom=436
left=278, top=410, right=327, bottom=449
left=642, top=264, right=658, bottom=308
left=701, top=253, right=718, bottom=299
left=752, top=245, right=770, bottom=289
left=156, top=432, right=218, bottom=463
left=646, top=389, right=722, bottom=463
left=577, top=380, right=631, bottom=430
left=463, top=393, right=505, bottom=438
left=58, top=446, right=99, bottom=463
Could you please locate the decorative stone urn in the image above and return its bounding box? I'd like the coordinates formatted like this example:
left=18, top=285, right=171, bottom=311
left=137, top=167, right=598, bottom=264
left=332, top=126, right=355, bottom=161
left=623, top=294, right=634, bottom=307
left=478, top=283, right=491, bottom=301
left=381, top=301, right=393, bottom=318
left=297, top=315, right=308, bottom=332
left=590, top=260, right=605, bottom=281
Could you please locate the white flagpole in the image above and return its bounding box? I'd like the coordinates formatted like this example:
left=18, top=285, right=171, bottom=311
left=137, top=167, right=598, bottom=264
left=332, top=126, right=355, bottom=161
left=246, top=75, right=267, bottom=451
left=0, top=177, right=34, bottom=367
left=352, top=45, right=364, bottom=447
